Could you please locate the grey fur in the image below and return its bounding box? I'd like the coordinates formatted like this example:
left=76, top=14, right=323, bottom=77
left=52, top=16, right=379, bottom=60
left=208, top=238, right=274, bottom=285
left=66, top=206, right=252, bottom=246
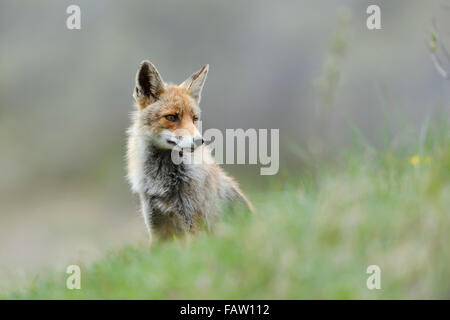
left=133, top=142, right=248, bottom=239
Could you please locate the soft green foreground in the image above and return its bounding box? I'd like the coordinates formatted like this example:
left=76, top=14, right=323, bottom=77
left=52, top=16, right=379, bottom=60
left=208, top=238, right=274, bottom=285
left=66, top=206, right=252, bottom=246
left=5, top=129, right=450, bottom=299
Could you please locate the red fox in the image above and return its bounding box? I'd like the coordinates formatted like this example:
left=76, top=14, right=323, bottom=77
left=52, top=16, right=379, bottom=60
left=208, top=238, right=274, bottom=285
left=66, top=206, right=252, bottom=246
left=127, top=60, right=253, bottom=241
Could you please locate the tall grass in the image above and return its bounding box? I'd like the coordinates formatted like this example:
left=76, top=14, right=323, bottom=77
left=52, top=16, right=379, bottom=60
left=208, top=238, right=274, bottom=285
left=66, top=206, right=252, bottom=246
left=5, top=122, right=449, bottom=299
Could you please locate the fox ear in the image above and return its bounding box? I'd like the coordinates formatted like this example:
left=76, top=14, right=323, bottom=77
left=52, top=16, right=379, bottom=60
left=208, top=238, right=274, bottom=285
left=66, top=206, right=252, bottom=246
left=133, top=60, right=165, bottom=109
left=181, top=64, right=209, bottom=103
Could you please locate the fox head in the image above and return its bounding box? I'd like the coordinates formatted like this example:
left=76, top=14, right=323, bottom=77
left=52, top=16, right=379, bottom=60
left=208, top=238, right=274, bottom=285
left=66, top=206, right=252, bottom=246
left=132, top=60, right=208, bottom=151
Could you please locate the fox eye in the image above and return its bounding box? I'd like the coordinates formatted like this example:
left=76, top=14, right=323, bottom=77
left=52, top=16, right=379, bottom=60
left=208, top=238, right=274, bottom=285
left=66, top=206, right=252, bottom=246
left=165, top=114, right=178, bottom=122
left=193, top=115, right=199, bottom=122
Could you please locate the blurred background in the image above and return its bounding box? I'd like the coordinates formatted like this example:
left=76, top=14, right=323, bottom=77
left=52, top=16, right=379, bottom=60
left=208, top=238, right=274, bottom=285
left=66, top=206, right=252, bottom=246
left=1, top=0, right=449, bottom=290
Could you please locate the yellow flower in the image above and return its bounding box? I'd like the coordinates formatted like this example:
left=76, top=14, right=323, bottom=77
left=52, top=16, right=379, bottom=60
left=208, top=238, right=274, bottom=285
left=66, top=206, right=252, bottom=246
left=410, top=155, right=420, bottom=166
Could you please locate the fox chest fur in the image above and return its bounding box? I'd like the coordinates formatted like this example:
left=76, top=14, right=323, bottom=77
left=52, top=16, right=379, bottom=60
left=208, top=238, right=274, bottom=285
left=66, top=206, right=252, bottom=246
left=128, top=135, right=225, bottom=239
left=140, top=145, right=220, bottom=234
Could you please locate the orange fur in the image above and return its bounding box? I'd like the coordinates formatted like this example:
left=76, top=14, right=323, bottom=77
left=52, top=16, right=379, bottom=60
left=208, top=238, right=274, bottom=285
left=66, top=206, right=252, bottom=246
left=143, top=86, right=201, bottom=137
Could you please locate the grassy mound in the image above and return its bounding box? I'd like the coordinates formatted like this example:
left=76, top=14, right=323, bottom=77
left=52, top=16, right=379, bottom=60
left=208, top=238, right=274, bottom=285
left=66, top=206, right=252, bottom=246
left=5, top=129, right=450, bottom=299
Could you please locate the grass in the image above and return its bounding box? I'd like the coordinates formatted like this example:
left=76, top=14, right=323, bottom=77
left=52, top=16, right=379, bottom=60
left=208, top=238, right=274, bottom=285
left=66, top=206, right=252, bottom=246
left=3, top=126, right=450, bottom=299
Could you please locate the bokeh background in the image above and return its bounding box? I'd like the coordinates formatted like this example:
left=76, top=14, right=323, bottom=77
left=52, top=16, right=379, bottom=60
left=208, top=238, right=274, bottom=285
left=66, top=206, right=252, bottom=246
left=1, top=0, right=449, bottom=292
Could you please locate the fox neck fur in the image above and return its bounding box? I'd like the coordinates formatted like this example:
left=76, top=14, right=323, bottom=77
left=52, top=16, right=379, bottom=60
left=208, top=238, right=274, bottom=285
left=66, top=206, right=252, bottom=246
left=128, top=133, right=232, bottom=239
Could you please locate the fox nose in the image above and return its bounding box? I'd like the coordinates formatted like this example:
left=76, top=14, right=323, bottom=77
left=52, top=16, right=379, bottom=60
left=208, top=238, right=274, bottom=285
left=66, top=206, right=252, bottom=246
left=193, top=136, right=204, bottom=147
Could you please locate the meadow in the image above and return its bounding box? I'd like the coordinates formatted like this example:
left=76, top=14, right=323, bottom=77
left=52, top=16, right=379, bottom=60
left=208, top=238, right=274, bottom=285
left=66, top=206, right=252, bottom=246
left=5, top=121, right=449, bottom=299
